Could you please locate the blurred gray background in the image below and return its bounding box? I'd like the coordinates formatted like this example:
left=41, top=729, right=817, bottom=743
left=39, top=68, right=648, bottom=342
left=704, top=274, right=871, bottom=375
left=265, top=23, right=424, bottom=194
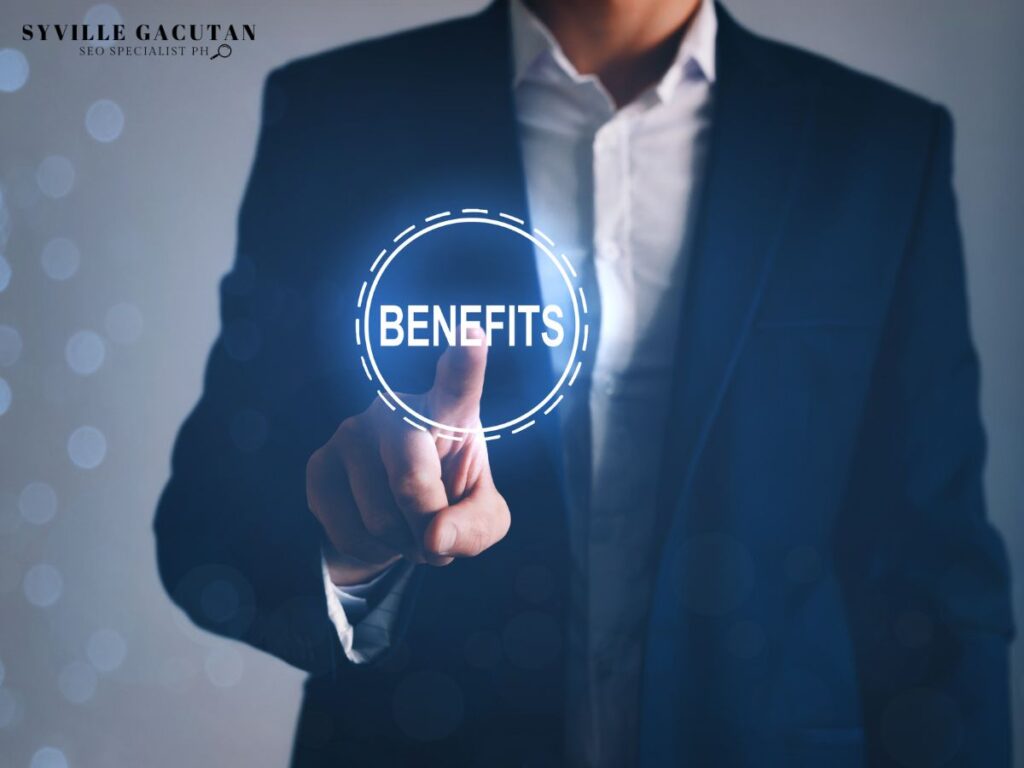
left=0, top=1, right=1020, bottom=766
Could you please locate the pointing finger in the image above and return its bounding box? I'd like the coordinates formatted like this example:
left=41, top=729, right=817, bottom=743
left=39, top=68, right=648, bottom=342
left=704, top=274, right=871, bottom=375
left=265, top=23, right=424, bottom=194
left=427, top=326, right=488, bottom=425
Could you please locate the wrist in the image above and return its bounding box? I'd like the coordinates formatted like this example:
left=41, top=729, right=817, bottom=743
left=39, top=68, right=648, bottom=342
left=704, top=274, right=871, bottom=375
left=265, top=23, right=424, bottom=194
left=323, top=547, right=401, bottom=588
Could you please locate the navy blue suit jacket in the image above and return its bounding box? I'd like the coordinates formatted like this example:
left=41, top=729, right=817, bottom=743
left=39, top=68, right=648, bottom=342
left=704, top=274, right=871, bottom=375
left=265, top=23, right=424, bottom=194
left=154, top=3, right=1014, bottom=765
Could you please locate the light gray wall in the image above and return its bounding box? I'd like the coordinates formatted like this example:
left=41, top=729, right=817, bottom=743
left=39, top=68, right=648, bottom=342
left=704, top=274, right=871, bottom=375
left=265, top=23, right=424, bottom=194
left=0, top=1, right=1019, bottom=766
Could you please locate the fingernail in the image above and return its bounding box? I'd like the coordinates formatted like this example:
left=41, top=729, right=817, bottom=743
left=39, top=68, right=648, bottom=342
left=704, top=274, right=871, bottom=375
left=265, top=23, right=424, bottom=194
left=436, top=523, right=457, bottom=555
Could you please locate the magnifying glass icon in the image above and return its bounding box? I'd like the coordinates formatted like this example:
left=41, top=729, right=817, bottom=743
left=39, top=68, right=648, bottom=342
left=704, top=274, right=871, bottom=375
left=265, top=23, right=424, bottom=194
left=210, top=43, right=232, bottom=60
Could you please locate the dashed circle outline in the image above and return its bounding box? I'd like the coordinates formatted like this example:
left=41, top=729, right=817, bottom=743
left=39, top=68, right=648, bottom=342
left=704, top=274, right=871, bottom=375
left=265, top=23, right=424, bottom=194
left=355, top=210, right=589, bottom=439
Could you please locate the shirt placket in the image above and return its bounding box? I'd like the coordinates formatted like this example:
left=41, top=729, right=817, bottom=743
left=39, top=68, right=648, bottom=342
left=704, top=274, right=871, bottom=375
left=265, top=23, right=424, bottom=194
left=585, top=109, right=638, bottom=764
left=591, top=114, right=635, bottom=384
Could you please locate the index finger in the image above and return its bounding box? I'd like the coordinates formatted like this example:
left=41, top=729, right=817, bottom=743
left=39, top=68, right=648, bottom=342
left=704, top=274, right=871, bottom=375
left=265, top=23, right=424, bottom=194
left=427, top=326, right=488, bottom=425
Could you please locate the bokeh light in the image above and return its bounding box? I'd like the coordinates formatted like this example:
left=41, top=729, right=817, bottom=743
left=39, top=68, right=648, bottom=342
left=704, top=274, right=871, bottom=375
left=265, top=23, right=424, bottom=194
left=18, top=481, right=57, bottom=525
left=58, top=660, right=98, bottom=704
left=67, top=426, right=107, bottom=469
left=0, top=253, right=11, bottom=292
left=36, top=155, right=75, bottom=199
left=85, top=100, right=125, bottom=143
left=0, top=324, right=22, bottom=367
left=84, top=4, right=123, bottom=46
left=23, top=563, right=63, bottom=607
left=0, top=49, right=29, bottom=93
left=104, top=302, right=143, bottom=345
left=41, top=238, right=81, bottom=281
left=65, top=330, right=106, bottom=376
left=87, top=629, right=127, bottom=672
left=31, top=747, right=69, bottom=768
left=0, top=376, right=10, bottom=416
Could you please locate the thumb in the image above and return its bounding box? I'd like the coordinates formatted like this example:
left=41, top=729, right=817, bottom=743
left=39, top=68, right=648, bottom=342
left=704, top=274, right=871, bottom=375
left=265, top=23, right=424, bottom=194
left=427, top=325, right=487, bottom=424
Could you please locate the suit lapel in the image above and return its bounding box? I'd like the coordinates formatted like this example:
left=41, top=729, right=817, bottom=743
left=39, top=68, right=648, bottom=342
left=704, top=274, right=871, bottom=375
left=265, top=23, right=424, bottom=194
left=643, top=7, right=819, bottom=765
left=659, top=6, right=821, bottom=518
left=642, top=8, right=821, bottom=761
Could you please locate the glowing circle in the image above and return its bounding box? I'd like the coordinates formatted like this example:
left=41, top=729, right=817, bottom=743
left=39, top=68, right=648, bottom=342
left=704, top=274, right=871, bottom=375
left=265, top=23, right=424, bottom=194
left=360, top=213, right=587, bottom=437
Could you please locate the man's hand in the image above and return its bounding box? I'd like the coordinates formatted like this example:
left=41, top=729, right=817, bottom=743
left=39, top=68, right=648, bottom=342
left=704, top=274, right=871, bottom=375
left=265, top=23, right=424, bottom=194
left=307, top=328, right=510, bottom=586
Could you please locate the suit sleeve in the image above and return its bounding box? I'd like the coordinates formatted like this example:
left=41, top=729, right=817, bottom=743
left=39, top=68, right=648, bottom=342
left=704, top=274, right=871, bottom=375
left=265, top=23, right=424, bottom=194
left=154, top=68, right=365, bottom=676
left=839, top=107, right=1015, bottom=766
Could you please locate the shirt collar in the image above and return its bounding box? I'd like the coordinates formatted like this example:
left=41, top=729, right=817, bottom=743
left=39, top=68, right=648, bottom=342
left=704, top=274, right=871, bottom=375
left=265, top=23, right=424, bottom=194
left=510, top=0, right=717, bottom=99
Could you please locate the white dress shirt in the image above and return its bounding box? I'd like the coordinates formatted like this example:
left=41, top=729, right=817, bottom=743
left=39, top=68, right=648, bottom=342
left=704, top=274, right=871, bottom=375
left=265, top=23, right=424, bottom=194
left=324, top=0, right=716, bottom=763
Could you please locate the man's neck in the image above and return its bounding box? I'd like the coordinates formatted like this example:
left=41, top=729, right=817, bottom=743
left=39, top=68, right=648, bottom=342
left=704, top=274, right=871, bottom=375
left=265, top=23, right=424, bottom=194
left=525, top=0, right=703, bottom=107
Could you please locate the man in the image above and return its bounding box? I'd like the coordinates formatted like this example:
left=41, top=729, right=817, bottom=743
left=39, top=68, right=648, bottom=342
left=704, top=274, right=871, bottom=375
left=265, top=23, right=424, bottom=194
left=154, top=0, right=1015, bottom=765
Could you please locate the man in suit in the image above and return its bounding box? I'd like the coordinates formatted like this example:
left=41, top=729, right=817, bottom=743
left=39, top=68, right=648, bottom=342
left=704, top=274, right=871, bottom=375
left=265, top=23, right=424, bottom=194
left=154, top=0, right=1015, bottom=765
